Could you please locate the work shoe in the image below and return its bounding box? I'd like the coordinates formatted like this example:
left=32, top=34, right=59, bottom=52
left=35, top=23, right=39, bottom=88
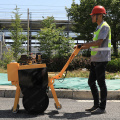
left=85, top=106, right=98, bottom=112
left=91, top=108, right=106, bottom=114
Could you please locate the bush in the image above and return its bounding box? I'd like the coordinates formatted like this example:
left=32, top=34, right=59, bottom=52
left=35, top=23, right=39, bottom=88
left=0, top=50, right=14, bottom=69
left=106, top=58, right=120, bottom=72
left=43, top=55, right=70, bottom=72
left=68, top=56, right=91, bottom=71
left=43, top=54, right=91, bottom=72
left=44, top=54, right=120, bottom=73
left=82, top=49, right=91, bottom=57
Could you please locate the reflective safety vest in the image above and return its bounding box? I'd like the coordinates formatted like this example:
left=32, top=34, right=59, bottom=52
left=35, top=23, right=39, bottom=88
left=91, top=21, right=111, bottom=56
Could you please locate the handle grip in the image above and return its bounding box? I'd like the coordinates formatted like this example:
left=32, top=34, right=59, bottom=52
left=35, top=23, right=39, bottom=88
left=78, top=44, right=82, bottom=48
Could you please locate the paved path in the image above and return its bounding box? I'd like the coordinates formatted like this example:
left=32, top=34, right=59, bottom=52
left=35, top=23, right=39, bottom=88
left=0, top=98, right=120, bottom=120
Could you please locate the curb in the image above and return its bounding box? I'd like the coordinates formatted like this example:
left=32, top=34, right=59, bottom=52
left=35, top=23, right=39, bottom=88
left=0, top=86, right=120, bottom=100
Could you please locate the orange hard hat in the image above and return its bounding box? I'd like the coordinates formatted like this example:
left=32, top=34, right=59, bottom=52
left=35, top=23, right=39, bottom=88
left=90, top=5, right=106, bottom=15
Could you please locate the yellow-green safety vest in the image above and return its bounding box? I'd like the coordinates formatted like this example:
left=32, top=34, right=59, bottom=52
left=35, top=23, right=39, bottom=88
left=91, top=21, right=111, bottom=56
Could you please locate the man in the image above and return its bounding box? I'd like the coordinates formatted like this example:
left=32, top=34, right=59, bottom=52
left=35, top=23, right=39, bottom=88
left=76, top=5, right=111, bottom=114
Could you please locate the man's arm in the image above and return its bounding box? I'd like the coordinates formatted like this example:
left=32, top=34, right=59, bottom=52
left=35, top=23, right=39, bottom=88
left=76, top=25, right=109, bottom=49
left=81, top=39, right=103, bottom=49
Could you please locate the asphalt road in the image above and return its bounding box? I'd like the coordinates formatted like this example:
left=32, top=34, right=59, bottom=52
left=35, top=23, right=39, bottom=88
left=0, top=98, right=120, bottom=120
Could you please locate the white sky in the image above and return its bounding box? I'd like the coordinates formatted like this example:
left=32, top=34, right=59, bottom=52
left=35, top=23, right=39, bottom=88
left=0, top=0, right=80, bottom=20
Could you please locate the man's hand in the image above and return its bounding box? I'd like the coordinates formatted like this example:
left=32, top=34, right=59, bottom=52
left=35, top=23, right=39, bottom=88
left=74, top=44, right=83, bottom=49
left=74, top=45, right=77, bottom=49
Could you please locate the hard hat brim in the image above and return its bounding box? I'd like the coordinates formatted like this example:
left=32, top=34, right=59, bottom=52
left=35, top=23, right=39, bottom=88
left=90, top=13, right=106, bottom=15
left=90, top=13, right=93, bottom=15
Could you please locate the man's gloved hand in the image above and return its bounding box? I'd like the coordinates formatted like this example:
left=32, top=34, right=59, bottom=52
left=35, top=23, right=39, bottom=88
left=74, top=44, right=83, bottom=49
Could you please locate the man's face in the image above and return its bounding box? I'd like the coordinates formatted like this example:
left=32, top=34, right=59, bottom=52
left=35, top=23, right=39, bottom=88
left=91, top=14, right=103, bottom=23
left=91, top=14, right=97, bottom=23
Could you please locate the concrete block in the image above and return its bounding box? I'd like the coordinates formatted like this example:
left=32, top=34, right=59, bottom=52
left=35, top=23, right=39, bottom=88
left=48, top=90, right=53, bottom=98
left=0, top=89, right=5, bottom=97
left=73, top=90, right=93, bottom=99
left=4, top=90, right=16, bottom=98
left=107, top=90, right=120, bottom=100
left=4, top=90, right=23, bottom=98
left=48, top=89, right=73, bottom=99
left=56, top=89, right=73, bottom=98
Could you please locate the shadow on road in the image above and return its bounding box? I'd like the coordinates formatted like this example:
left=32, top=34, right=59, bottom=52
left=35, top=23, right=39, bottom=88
left=0, top=109, right=91, bottom=119
left=46, top=110, right=91, bottom=119
left=0, top=109, right=43, bottom=118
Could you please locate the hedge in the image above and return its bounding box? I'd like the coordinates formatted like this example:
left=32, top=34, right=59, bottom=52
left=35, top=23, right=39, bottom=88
left=44, top=55, right=120, bottom=73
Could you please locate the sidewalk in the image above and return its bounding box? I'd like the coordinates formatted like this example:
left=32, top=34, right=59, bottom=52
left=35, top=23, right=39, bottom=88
left=0, top=85, right=120, bottom=100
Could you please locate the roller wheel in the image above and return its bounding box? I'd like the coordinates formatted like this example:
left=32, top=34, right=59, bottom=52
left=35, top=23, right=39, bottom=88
left=22, top=93, right=49, bottom=114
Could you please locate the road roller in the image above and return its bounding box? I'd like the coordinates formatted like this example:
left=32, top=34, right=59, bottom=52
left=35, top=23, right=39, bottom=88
left=7, top=45, right=82, bottom=114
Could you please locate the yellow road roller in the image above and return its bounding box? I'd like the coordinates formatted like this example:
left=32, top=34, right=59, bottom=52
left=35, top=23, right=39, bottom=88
left=7, top=45, right=82, bottom=114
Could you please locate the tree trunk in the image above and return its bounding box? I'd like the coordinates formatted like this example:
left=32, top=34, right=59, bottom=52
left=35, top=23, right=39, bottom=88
left=112, top=40, right=118, bottom=56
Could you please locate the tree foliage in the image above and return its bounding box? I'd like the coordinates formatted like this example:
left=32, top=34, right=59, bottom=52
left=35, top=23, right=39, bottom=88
left=36, top=16, right=74, bottom=59
left=9, top=6, right=27, bottom=61
left=0, top=50, right=14, bottom=69
left=66, top=0, right=120, bottom=55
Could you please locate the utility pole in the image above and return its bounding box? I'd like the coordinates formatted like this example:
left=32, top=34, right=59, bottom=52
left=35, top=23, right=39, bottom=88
left=29, top=12, right=32, bottom=53
left=0, top=35, right=2, bottom=60
left=27, top=8, right=29, bottom=55
left=67, top=15, right=70, bottom=38
left=0, top=33, right=5, bottom=60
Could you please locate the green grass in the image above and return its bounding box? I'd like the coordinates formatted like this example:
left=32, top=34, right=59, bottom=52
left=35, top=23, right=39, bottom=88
left=0, top=68, right=7, bottom=73
left=0, top=67, right=119, bottom=79
left=66, top=69, right=89, bottom=78
left=66, top=69, right=120, bottom=79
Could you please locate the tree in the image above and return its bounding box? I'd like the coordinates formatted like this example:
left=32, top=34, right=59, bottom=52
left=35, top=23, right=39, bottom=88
left=105, top=0, right=120, bottom=55
left=36, top=16, right=74, bottom=59
left=9, top=6, right=27, bottom=61
left=0, top=50, right=14, bottom=69
left=66, top=0, right=120, bottom=55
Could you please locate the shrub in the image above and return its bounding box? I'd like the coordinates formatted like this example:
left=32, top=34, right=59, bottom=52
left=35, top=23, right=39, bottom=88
left=106, top=58, right=120, bottom=72
left=43, top=54, right=91, bottom=72
left=45, top=55, right=120, bottom=73
left=82, top=49, right=91, bottom=57
left=0, top=50, right=14, bottom=69
left=68, top=56, right=91, bottom=71
left=43, top=55, right=70, bottom=72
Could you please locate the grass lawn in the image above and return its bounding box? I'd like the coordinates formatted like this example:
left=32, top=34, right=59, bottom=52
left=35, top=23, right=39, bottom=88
left=0, top=67, right=119, bottom=80
left=48, top=68, right=120, bottom=79
left=66, top=69, right=120, bottom=79
left=0, top=68, right=7, bottom=73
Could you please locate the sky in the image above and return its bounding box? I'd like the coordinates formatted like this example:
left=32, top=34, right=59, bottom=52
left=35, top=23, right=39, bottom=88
left=0, top=0, right=80, bottom=20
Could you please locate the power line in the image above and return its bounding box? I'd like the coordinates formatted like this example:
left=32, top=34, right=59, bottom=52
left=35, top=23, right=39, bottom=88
left=0, top=11, right=68, bottom=15
left=0, top=8, right=69, bottom=20
left=0, top=4, right=71, bottom=7
left=0, top=4, right=16, bottom=6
